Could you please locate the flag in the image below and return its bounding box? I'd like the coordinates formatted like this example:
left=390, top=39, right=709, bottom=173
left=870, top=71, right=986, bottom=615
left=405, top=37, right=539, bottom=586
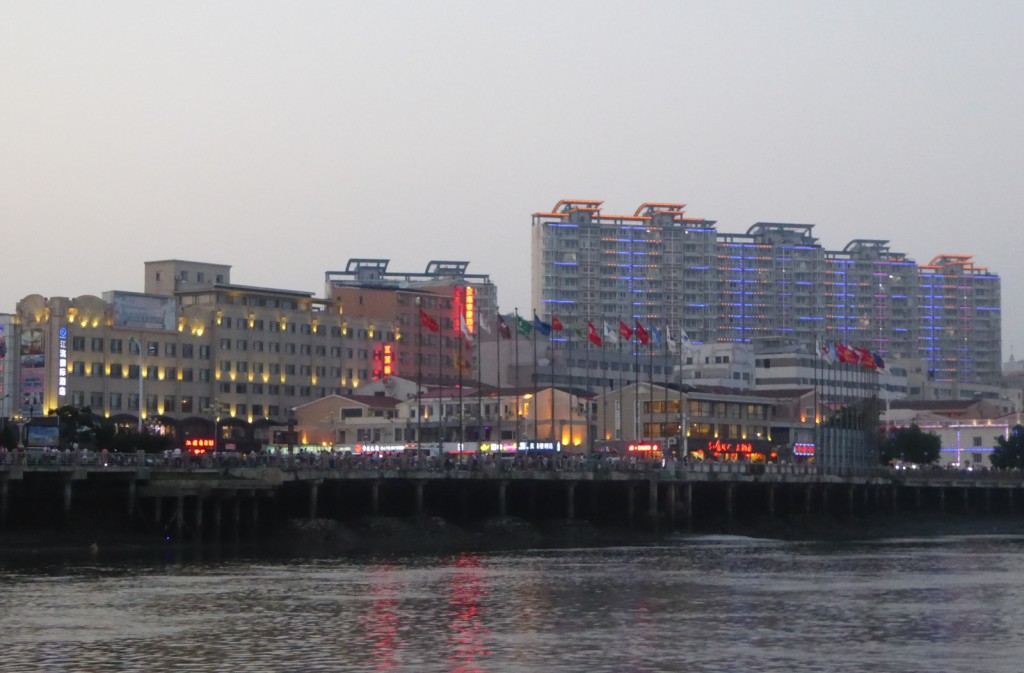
left=533, top=313, right=552, bottom=337
left=666, top=328, right=678, bottom=354
left=835, top=343, right=859, bottom=365
left=854, top=347, right=877, bottom=369
left=516, top=315, right=533, bottom=338
left=651, top=326, right=663, bottom=348
left=603, top=321, right=619, bottom=345
left=817, top=340, right=835, bottom=365
left=587, top=322, right=603, bottom=347
left=478, top=314, right=492, bottom=335
left=419, top=309, right=439, bottom=333
left=460, top=312, right=473, bottom=343
left=0, top=336, right=6, bottom=360
left=551, top=316, right=564, bottom=331
left=680, top=330, right=693, bottom=351
left=619, top=320, right=633, bottom=341
left=634, top=320, right=649, bottom=346
left=498, top=315, right=512, bottom=339
left=872, top=351, right=888, bottom=373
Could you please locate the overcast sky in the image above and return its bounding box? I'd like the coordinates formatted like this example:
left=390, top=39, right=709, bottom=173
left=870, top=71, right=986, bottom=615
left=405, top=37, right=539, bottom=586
left=2, top=1, right=1021, bottom=360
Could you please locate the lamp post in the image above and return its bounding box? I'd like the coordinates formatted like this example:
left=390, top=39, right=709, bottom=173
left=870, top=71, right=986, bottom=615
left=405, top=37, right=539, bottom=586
left=129, top=336, right=144, bottom=433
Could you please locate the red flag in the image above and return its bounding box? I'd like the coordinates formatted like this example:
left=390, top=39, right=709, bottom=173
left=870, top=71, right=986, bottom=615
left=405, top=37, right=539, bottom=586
left=497, top=315, right=512, bottom=339
left=587, top=322, right=602, bottom=347
left=551, top=316, right=564, bottom=331
left=619, top=320, right=633, bottom=341
left=634, top=320, right=649, bottom=346
left=835, top=343, right=859, bottom=365
left=854, top=347, right=877, bottom=369
left=419, top=309, right=439, bottom=333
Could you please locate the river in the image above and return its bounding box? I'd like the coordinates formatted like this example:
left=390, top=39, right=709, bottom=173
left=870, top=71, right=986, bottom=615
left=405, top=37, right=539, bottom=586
left=2, top=534, right=1024, bottom=672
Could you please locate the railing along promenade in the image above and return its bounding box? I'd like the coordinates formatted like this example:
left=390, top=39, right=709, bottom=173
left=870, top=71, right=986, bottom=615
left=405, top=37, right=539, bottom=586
left=3, top=450, right=1024, bottom=542
left=3, top=448, right=1023, bottom=487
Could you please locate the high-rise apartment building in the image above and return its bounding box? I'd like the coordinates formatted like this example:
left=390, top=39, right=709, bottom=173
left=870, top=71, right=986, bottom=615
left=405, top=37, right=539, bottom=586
left=532, top=200, right=1001, bottom=383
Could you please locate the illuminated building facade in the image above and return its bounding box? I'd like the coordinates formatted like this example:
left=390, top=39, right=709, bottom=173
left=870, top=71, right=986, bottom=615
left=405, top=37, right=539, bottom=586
left=532, top=200, right=1001, bottom=384
left=325, top=259, right=497, bottom=386
left=7, top=261, right=399, bottom=450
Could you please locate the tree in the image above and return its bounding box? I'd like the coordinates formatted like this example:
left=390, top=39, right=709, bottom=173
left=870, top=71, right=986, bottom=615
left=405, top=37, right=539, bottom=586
left=989, top=425, right=1024, bottom=469
left=50, top=405, right=99, bottom=449
left=880, top=424, right=941, bottom=466
left=0, top=422, right=18, bottom=449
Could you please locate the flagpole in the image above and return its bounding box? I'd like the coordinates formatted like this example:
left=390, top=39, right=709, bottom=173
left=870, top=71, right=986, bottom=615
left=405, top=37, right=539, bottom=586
left=416, top=298, right=423, bottom=453
left=532, top=316, right=539, bottom=440
left=566, top=323, right=573, bottom=449
left=514, top=308, right=521, bottom=443
left=618, top=330, right=624, bottom=442
left=437, top=305, right=444, bottom=450
left=475, top=326, right=482, bottom=451
left=550, top=329, right=556, bottom=443
left=496, top=311, right=503, bottom=446
left=633, top=329, right=639, bottom=442
left=662, top=326, right=669, bottom=451
left=458, top=321, right=464, bottom=456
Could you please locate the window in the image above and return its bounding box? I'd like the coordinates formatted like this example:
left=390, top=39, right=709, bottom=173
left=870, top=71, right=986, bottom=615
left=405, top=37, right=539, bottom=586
left=236, top=339, right=247, bottom=351
left=181, top=397, right=193, bottom=413
left=199, top=369, right=211, bottom=382
left=182, top=344, right=194, bottom=358
left=109, top=392, right=122, bottom=410
left=72, top=336, right=85, bottom=351
left=165, top=343, right=176, bottom=357
left=163, top=396, right=176, bottom=413
left=199, top=345, right=211, bottom=359
left=90, top=392, right=104, bottom=409
left=91, top=337, right=104, bottom=352
left=220, top=338, right=231, bottom=350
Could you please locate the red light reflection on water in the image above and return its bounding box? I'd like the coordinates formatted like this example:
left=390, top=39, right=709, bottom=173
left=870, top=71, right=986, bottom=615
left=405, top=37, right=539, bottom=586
left=446, top=552, right=491, bottom=673
left=366, top=564, right=399, bottom=671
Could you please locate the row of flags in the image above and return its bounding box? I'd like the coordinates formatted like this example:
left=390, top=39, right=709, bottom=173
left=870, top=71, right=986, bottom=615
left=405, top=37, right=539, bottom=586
left=421, top=308, right=694, bottom=353
left=423, top=307, right=890, bottom=373
left=818, top=341, right=888, bottom=372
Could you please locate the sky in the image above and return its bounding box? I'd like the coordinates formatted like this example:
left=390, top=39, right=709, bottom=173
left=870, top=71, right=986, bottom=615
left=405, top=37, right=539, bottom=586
left=2, top=1, right=1022, bottom=360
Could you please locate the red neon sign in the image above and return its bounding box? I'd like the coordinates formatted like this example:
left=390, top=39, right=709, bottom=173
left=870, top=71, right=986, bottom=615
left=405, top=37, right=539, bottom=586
left=185, top=437, right=215, bottom=455
left=707, top=439, right=753, bottom=454
left=627, top=443, right=661, bottom=454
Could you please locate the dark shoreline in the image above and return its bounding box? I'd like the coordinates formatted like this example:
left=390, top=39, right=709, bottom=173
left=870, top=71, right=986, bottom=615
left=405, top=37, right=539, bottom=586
left=3, top=513, right=1024, bottom=563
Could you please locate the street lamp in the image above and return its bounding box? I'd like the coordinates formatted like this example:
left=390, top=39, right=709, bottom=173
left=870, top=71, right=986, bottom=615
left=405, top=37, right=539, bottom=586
left=129, top=336, right=144, bottom=433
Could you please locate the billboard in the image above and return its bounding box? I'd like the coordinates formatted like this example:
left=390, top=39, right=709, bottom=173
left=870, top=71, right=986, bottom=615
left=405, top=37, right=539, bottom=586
left=20, top=328, right=45, bottom=416
left=107, top=292, right=176, bottom=332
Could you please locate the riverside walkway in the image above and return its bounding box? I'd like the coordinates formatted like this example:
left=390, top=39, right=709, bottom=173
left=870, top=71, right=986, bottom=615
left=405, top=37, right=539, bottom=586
left=2, top=450, right=1023, bottom=541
